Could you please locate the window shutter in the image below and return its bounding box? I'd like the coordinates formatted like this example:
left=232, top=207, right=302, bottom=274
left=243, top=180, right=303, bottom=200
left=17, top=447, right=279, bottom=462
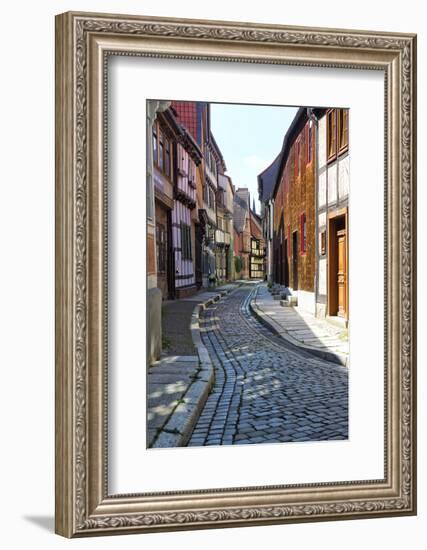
left=343, top=109, right=349, bottom=149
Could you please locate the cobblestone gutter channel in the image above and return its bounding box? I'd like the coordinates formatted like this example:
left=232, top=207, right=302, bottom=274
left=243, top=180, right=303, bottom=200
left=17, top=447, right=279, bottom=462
left=249, top=284, right=349, bottom=367
left=187, top=283, right=348, bottom=446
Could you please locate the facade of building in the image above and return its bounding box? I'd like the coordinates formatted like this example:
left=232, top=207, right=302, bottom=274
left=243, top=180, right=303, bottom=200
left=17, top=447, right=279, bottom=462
left=233, top=188, right=251, bottom=279
left=152, top=111, right=175, bottom=300
left=249, top=211, right=265, bottom=279
left=147, top=100, right=171, bottom=364
left=259, top=106, right=350, bottom=323
left=258, top=154, right=281, bottom=284
left=316, top=108, right=349, bottom=323
left=216, top=173, right=234, bottom=282
left=173, top=128, right=203, bottom=298
left=233, top=188, right=265, bottom=280
left=171, top=101, right=205, bottom=289
left=151, top=107, right=203, bottom=300
left=172, top=102, right=229, bottom=287
left=147, top=100, right=236, bottom=363
left=273, top=108, right=316, bottom=314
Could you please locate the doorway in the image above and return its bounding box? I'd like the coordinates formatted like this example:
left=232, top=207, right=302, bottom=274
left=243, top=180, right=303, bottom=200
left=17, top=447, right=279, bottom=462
left=195, top=223, right=203, bottom=289
left=284, top=238, right=289, bottom=287
left=292, top=231, right=298, bottom=290
left=327, top=211, right=348, bottom=319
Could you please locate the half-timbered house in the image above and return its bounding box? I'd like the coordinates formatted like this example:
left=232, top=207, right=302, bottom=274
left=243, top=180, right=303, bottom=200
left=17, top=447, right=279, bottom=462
left=233, top=188, right=265, bottom=280
left=249, top=211, right=265, bottom=279
left=173, top=125, right=203, bottom=297
left=315, top=108, right=349, bottom=323
left=151, top=106, right=203, bottom=300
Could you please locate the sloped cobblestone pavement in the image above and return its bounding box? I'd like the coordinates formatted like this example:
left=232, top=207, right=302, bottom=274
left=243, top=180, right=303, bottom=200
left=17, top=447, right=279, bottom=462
left=187, top=283, right=348, bottom=446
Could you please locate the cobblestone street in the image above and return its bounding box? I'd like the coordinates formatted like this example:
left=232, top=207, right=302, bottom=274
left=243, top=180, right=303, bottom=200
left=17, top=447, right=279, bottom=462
left=187, top=283, right=348, bottom=446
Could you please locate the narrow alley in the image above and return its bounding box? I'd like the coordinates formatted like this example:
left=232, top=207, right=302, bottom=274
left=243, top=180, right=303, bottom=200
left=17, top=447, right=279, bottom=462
left=187, top=283, right=348, bottom=446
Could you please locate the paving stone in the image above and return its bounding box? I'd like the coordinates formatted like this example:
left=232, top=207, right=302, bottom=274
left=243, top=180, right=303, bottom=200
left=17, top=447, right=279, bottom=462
left=183, top=284, right=348, bottom=446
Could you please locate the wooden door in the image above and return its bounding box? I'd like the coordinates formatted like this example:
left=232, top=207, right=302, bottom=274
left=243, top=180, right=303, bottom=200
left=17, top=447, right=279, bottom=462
left=337, top=229, right=347, bottom=317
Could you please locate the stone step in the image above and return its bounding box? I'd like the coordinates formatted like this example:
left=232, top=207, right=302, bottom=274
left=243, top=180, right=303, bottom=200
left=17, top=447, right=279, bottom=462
left=280, top=295, right=298, bottom=307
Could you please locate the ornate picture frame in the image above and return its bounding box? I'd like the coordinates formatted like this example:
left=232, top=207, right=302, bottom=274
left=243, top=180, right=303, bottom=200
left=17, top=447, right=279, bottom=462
left=55, top=11, right=417, bottom=537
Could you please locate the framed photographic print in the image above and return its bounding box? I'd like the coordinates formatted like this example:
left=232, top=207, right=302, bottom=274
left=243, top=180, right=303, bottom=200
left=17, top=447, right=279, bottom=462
left=55, top=11, right=417, bottom=537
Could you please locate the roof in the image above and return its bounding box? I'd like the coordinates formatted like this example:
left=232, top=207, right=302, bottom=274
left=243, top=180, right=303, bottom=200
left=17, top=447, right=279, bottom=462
left=170, top=101, right=198, bottom=143
left=250, top=210, right=263, bottom=239
left=257, top=106, right=329, bottom=201
left=251, top=210, right=262, bottom=226
left=209, top=132, right=227, bottom=173
left=257, top=152, right=281, bottom=203
left=160, top=107, right=203, bottom=163
left=233, top=189, right=250, bottom=233
left=272, top=107, right=307, bottom=198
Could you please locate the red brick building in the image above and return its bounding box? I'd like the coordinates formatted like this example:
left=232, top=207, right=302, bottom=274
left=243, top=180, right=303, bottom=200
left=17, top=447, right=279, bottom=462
left=271, top=108, right=317, bottom=314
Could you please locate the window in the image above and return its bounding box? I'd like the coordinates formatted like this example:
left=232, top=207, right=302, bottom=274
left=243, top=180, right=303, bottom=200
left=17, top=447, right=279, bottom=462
left=180, top=223, right=192, bottom=260
left=158, top=130, right=164, bottom=171
left=156, top=223, right=167, bottom=273
left=206, top=150, right=217, bottom=179
left=217, top=189, right=223, bottom=207
left=251, top=239, right=261, bottom=255
left=153, top=124, right=173, bottom=180
left=152, top=123, right=158, bottom=164
left=189, top=160, right=196, bottom=186
left=338, top=109, right=349, bottom=152
left=187, top=156, right=193, bottom=183
left=327, top=108, right=348, bottom=162
left=300, top=213, right=307, bottom=254
left=295, top=139, right=301, bottom=176
left=164, top=139, right=171, bottom=177
left=327, top=109, right=337, bottom=161
left=209, top=188, right=215, bottom=210
left=210, top=153, right=217, bottom=179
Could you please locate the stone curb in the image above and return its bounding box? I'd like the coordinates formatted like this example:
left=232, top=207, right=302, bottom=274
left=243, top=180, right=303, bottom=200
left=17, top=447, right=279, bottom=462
left=153, top=285, right=240, bottom=448
left=250, top=291, right=349, bottom=368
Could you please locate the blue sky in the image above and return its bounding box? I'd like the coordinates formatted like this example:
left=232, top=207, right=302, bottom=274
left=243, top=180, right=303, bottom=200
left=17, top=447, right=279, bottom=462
left=210, top=103, right=298, bottom=214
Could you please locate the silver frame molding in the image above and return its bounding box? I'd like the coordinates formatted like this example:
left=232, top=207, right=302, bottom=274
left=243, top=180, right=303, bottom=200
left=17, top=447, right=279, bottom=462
left=55, top=11, right=417, bottom=538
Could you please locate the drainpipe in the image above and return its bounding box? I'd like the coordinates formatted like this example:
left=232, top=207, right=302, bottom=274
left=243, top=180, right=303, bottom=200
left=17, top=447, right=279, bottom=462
left=307, top=108, right=319, bottom=317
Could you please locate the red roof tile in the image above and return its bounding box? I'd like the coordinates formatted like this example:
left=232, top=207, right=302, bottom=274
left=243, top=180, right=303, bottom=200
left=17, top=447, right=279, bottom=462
left=171, top=101, right=198, bottom=142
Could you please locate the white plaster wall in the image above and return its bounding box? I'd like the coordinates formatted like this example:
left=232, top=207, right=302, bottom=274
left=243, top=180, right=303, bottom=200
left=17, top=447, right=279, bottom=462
left=316, top=303, right=327, bottom=319
left=296, top=290, right=316, bottom=316
left=327, top=163, right=338, bottom=205
left=318, top=170, right=327, bottom=209
left=318, top=211, right=327, bottom=230
left=318, top=257, right=327, bottom=295
left=338, top=154, right=350, bottom=201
